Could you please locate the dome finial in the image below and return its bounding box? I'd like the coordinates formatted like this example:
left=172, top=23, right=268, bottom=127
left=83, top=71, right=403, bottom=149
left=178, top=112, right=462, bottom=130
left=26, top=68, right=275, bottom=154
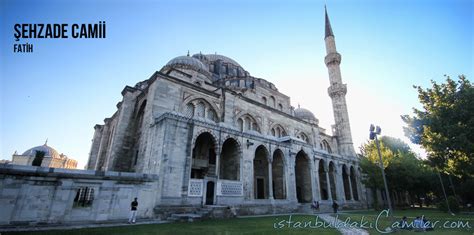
left=298, top=103, right=300, bottom=109
left=44, top=138, right=48, bottom=146
left=187, top=50, right=190, bottom=57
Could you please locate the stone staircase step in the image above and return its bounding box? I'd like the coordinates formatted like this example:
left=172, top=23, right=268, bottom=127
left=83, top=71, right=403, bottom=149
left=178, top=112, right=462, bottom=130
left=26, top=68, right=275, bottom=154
left=170, top=213, right=203, bottom=222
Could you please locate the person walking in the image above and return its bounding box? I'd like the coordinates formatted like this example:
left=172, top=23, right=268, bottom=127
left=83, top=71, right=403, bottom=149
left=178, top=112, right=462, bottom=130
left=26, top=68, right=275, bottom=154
left=128, top=197, right=138, bottom=224
left=332, top=200, right=339, bottom=214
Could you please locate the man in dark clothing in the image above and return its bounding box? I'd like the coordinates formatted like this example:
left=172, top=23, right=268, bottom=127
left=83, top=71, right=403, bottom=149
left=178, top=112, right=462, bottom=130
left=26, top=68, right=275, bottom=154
left=311, top=200, right=320, bottom=210
left=128, top=197, right=138, bottom=223
left=332, top=201, right=339, bottom=214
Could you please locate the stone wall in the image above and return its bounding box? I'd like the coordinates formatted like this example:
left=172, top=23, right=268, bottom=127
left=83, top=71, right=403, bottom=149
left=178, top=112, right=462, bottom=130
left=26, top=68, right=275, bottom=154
left=0, top=164, right=158, bottom=226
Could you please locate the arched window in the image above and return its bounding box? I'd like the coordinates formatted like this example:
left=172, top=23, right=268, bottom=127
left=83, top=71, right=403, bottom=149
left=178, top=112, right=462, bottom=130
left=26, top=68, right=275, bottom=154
left=271, top=125, right=287, bottom=138
left=185, top=103, right=195, bottom=118
left=185, top=99, right=219, bottom=122
left=196, top=102, right=205, bottom=118
left=237, top=118, right=243, bottom=131
left=322, top=140, right=332, bottom=153
left=262, top=97, right=267, bottom=105
left=278, top=103, right=283, bottom=111
left=245, top=117, right=251, bottom=130
left=252, top=122, right=258, bottom=132
left=270, top=96, right=276, bottom=108
left=297, top=132, right=309, bottom=143
left=207, top=108, right=217, bottom=122
left=239, top=114, right=260, bottom=133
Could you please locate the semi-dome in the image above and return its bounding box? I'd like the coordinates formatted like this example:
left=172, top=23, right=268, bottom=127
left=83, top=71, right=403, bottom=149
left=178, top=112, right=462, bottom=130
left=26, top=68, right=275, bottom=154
left=22, top=143, right=61, bottom=159
left=165, top=56, right=209, bottom=73
left=294, top=107, right=318, bottom=123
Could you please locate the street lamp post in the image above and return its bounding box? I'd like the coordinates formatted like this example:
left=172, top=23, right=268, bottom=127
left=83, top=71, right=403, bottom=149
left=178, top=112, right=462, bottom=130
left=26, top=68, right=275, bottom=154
left=369, top=124, right=394, bottom=215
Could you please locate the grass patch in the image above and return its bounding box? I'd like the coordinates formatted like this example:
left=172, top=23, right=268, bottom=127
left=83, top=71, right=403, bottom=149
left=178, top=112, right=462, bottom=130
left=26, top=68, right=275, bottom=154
left=337, top=208, right=474, bottom=234
left=5, top=215, right=340, bottom=235
left=6, top=209, right=473, bottom=235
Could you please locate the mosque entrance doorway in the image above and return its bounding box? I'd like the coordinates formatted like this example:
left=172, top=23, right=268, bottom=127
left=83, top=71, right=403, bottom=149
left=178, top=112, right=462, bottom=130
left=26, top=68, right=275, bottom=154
left=205, top=181, right=215, bottom=205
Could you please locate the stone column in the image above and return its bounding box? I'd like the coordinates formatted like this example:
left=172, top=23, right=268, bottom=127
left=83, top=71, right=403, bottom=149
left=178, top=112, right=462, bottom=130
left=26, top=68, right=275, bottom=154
left=325, top=170, right=333, bottom=201
left=314, top=158, right=321, bottom=201
left=288, top=151, right=298, bottom=202
left=348, top=172, right=354, bottom=201
left=335, top=165, right=345, bottom=202
left=268, top=158, right=274, bottom=200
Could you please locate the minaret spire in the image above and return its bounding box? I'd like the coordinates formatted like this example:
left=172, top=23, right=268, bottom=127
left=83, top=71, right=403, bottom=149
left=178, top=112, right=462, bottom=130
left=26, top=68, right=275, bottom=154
left=325, top=5, right=334, bottom=38
left=324, top=7, right=356, bottom=157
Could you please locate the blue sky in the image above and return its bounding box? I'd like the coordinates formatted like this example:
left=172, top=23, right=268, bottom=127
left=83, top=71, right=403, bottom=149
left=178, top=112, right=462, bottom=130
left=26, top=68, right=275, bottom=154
left=1, top=0, right=472, bottom=168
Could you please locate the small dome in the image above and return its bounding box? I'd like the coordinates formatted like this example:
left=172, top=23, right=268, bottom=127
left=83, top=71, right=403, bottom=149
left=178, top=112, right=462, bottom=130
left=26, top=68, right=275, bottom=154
left=22, top=143, right=60, bottom=159
left=165, top=56, right=209, bottom=73
left=294, top=107, right=318, bottom=123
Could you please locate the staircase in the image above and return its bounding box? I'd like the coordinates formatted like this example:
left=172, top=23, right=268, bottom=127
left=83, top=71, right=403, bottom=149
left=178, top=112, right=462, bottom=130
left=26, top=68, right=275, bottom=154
left=167, top=207, right=213, bottom=222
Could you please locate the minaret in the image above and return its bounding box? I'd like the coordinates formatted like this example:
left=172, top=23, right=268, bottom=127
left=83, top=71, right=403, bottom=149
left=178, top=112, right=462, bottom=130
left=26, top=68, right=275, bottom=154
left=324, top=7, right=356, bottom=157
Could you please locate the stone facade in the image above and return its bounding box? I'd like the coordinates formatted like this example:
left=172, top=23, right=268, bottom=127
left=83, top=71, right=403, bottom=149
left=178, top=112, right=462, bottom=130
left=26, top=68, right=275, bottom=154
left=85, top=9, right=365, bottom=210
left=0, top=164, right=158, bottom=225
left=0, top=9, right=367, bottom=227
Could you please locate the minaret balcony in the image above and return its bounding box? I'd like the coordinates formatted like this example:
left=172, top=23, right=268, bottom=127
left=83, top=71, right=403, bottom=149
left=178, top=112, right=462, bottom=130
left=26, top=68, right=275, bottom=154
left=324, top=52, right=341, bottom=66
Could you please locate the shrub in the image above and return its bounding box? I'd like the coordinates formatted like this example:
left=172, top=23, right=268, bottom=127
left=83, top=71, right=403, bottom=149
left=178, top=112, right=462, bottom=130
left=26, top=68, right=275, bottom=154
left=438, top=196, right=460, bottom=213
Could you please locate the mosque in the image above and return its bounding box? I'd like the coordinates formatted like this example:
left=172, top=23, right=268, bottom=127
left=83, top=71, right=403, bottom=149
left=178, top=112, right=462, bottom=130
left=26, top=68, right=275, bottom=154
left=0, top=8, right=366, bottom=226
left=85, top=8, right=365, bottom=210
left=11, top=141, right=78, bottom=169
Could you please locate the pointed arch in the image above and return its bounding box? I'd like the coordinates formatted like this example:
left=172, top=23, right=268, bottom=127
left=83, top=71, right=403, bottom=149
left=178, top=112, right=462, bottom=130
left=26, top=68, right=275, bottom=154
left=182, top=98, right=220, bottom=122
left=191, top=132, right=217, bottom=179
left=219, top=137, right=241, bottom=180
left=321, top=140, right=332, bottom=153
left=295, top=150, right=312, bottom=203
left=318, top=159, right=329, bottom=200
left=342, top=164, right=351, bottom=200
left=254, top=145, right=269, bottom=199
left=237, top=118, right=244, bottom=131
left=350, top=166, right=359, bottom=201
left=272, top=149, right=286, bottom=199
left=270, top=124, right=288, bottom=138
left=296, top=131, right=310, bottom=144
left=237, top=114, right=260, bottom=133
left=269, top=96, right=276, bottom=107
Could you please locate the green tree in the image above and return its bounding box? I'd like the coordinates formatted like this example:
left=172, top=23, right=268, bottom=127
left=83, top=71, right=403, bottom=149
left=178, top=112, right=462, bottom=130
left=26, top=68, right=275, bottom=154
left=360, top=136, right=437, bottom=208
left=401, top=75, right=474, bottom=178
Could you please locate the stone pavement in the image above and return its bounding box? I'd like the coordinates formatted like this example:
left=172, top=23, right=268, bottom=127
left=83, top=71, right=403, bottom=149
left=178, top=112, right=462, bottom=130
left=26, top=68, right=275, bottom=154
left=0, top=219, right=168, bottom=233
left=318, top=214, right=369, bottom=235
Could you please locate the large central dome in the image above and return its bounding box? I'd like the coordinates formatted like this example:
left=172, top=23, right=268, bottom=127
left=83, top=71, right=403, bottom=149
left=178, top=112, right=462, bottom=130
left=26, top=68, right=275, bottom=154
left=165, top=56, right=209, bottom=72
left=201, top=54, right=241, bottom=68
